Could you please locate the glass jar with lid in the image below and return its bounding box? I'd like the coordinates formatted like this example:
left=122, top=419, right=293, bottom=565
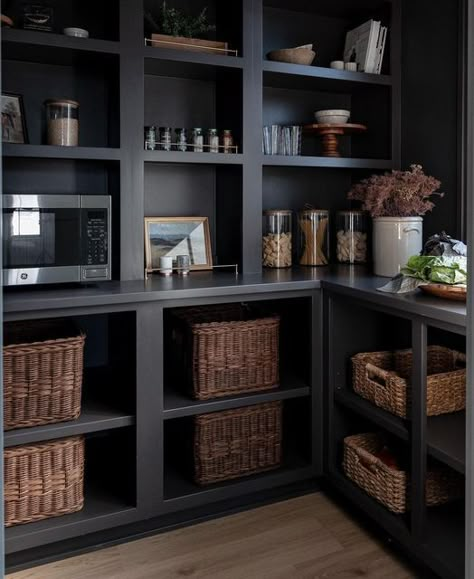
left=336, top=210, right=369, bottom=264
left=45, top=99, right=79, bottom=146
left=262, top=210, right=292, bottom=268
left=298, top=209, right=330, bottom=266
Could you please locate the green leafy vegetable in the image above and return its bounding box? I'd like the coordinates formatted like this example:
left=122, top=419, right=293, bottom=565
left=401, top=255, right=467, bottom=286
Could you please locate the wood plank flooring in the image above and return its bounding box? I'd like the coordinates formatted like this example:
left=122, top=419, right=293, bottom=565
left=9, top=494, right=421, bottom=579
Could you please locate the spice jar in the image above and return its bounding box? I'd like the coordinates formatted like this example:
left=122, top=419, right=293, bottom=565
left=159, top=126, right=172, bottom=151
left=336, top=210, right=368, bottom=264
left=175, top=128, right=187, bottom=152
left=262, top=210, right=292, bottom=268
left=192, top=128, right=204, bottom=152
left=144, top=126, right=157, bottom=150
left=298, top=209, right=330, bottom=266
left=222, top=129, right=234, bottom=153
left=45, top=99, right=79, bottom=146
left=208, top=128, right=219, bottom=153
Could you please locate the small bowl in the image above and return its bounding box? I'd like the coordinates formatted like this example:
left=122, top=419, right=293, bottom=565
left=64, top=27, right=89, bottom=38
left=314, top=109, right=351, bottom=125
left=267, top=48, right=316, bottom=66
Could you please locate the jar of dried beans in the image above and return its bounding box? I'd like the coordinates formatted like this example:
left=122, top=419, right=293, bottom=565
left=45, top=99, right=79, bottom=146
left=262, top=210, right=292, bottom=268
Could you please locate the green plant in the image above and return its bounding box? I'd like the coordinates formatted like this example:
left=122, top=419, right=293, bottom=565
left=145, top=2, right=216, bottom=38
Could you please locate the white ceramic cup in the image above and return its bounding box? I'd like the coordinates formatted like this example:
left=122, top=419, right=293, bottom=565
left=345, top=62, right=358, bottom=72
left=330, top=60, right=345, bottom=70
left=159, top=256, right=173, bottom=276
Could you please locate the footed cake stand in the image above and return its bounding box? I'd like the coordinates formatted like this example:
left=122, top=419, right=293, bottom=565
left=304, top=123, right=367, bottom=157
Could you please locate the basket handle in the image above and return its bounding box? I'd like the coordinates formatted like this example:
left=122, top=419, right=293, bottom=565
left=355, top=451, right=378, bottom=473
left=366, top=363, right=390, bottom=387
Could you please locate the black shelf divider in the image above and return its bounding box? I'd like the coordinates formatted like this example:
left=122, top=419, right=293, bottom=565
left=3, top=144, right=121, bottom=161
left=164, top=378, right=310, bottom=420
left=334, top=389, right=409, bottom=441
left=4, top=403, right=136, bottom=448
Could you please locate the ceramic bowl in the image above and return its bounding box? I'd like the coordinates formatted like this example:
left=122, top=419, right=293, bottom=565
left=314, top=109, right=351, bottom=125
left=267, top=48, right=316, bottom=66
left=64, top=27, right=89, bottom=38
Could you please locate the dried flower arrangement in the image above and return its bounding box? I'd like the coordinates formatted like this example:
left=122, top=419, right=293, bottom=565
left=348, top=164, right=443, bottom=218
left=145, top=2, right=215, bottom=39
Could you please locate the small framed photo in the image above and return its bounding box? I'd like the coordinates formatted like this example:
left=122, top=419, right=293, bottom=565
left=2, top=93, right=28, bottom=144
left=145, top=216, right=213, bottom=272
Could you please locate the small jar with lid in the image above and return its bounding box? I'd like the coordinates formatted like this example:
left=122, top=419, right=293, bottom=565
left=262, top=210, right=292, bottom=268
left=208, top=128, right=219, bottom=153
left=45, top=99, right=79, bottom=146
left=159, top=126, right=172, bottom=151
left=192, top=128, right=204, bottom=152
left=222, top=129, right=234, bottom=153
left=336, top=210, right=369, bottom=264
left=298, top=209, right=330, bottom=266
left=175, top=128, right=187, bottom=152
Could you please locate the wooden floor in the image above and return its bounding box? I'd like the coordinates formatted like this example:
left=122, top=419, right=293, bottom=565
left=9, top=494, right=422, bottom=579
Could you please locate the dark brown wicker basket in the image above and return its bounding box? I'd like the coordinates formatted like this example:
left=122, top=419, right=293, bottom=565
left=171, top=304, right=280, bottom=400
left=194, top=401, right=282, bottom=485
left=352, top=346, right=466, bottom=418
left=4, top=436, right=85, bottom=527
left=4, top=320, right=86, bottom=430
left=343, top=433, right=463, bottom=514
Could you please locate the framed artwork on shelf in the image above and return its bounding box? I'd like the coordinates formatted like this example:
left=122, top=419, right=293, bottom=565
left=2, top=93, right=28, bottom=144
left=144, top=216, right=213, bottom=272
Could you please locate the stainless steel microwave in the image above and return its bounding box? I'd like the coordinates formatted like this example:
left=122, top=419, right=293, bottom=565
left=3, top=194, right=111, bottom=286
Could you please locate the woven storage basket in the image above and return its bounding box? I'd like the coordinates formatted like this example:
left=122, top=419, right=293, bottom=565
left=171, top=304, right=280, bottom=400
left=194, top=401, right=282, bottom=485
left=4, top=320, right=85, bottom=430
left=4, top=436, right=85, bottom=526
left=343, top=433, right=463, bottom=514
left=352, top=345, right=466, bottom=418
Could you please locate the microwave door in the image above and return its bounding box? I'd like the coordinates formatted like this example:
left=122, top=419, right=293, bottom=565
left=3, top=207, right=82, bottom=284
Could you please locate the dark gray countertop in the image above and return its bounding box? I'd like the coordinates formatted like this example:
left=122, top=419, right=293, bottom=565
left=3, top=266, right=467, bottom=328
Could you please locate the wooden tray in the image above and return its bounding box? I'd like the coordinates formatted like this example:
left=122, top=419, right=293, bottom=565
left=419, top=284, right=467, bottom=302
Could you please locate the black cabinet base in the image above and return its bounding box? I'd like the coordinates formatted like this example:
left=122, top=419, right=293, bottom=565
left=6, top=479, right=318, bottom=574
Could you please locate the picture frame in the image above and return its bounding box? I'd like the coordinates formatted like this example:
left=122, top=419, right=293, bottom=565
left=2, top=93, right=28, bottom=144
left=144, top=216, right=213, bottom=272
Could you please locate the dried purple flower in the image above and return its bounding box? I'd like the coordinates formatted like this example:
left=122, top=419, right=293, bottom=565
left=348, top=164, right=443, bottom=218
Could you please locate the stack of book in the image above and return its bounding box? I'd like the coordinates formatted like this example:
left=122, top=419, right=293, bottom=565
left=263, top=125, right=302, bottom=155
left=343, top=20, right=388, bottom=75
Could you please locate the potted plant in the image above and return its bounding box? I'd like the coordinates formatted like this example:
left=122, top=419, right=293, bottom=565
left=145, top=2, right=229, bottom=55
left=348, top=164, right=443, bottom=277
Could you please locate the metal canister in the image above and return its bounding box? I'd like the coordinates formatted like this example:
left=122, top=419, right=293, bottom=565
left=144, top=126, right=156, bottom=150
left=159, top=126, right=172, bottom=151
left=175, top=128, right=187, bottom=152
left=192, top=128, right=204, bottom=152
left=208, top=128, right=219, bottom=153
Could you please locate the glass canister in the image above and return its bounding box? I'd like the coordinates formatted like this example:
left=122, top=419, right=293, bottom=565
left=298, top=209, right=330, bottom=266
left=336, top=210, right=369, bottom=264
left=262, top=210, right=292, bottom=268
left=45, top=99, right=79, bottom=146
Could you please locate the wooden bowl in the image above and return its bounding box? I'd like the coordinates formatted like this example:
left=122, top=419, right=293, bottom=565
left=419, top=284, right=467, bottom=302
left=267, top=48, right=316, bottom=66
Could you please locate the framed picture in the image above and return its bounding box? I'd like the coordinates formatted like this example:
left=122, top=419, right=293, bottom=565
left=145, top=216, right=213, bottom=271
left=2, top=93, right=28, bottom=144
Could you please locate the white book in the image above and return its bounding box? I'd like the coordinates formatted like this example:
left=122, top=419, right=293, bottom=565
left=375, top=27, right=388, bottom=74
left=344, top=20, right=380, bottom=73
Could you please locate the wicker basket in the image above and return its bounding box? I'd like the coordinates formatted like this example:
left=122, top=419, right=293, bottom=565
left=194, top=401, right=282, bottom=485
left=343, top=433, right=463, bottom=514
left=4, top=436, right=85, bottom=526
left=352, top=346, right=466, bottom=418
left=170, top=304, right=280, bottom=400
left=4, top=320, right=86, bottom=430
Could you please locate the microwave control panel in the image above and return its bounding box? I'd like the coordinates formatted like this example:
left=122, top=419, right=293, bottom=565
left=85, top=210, right=108, bottom=266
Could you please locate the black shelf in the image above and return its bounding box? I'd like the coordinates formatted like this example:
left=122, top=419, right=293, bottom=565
left=2, top=28, right=120, bottom=65
left=144, top=45, right=243, bottom=73
left=262, top=155, right=394, bottom=170
left=163, top=457, right=313, bottom=509
left=163, top=377, right=311, bottom=420
left=334, top=390, right=409, bottom=441
left=3, top=144, right=121, bottom=161
left=144, top=150, right=243, bottom=165
left=4, top=402, right=136, bottom=448
left=5, top=485, right=137, bottom=554
left=427, top=412, right=465, bottom=474
left=263, top=60, right=392, bottom=92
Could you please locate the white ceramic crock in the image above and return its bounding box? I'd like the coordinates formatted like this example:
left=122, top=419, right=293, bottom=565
left=373, top=217, right=423, bottom=277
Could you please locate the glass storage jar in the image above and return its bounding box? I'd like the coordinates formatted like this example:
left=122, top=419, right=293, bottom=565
left=45, top=99, right=79, bottom=146
left=336, top=210, right=368, bottom=264
left=298, top=209, right=330, bottom=266
left=262, top=210, right=292, bottom=268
